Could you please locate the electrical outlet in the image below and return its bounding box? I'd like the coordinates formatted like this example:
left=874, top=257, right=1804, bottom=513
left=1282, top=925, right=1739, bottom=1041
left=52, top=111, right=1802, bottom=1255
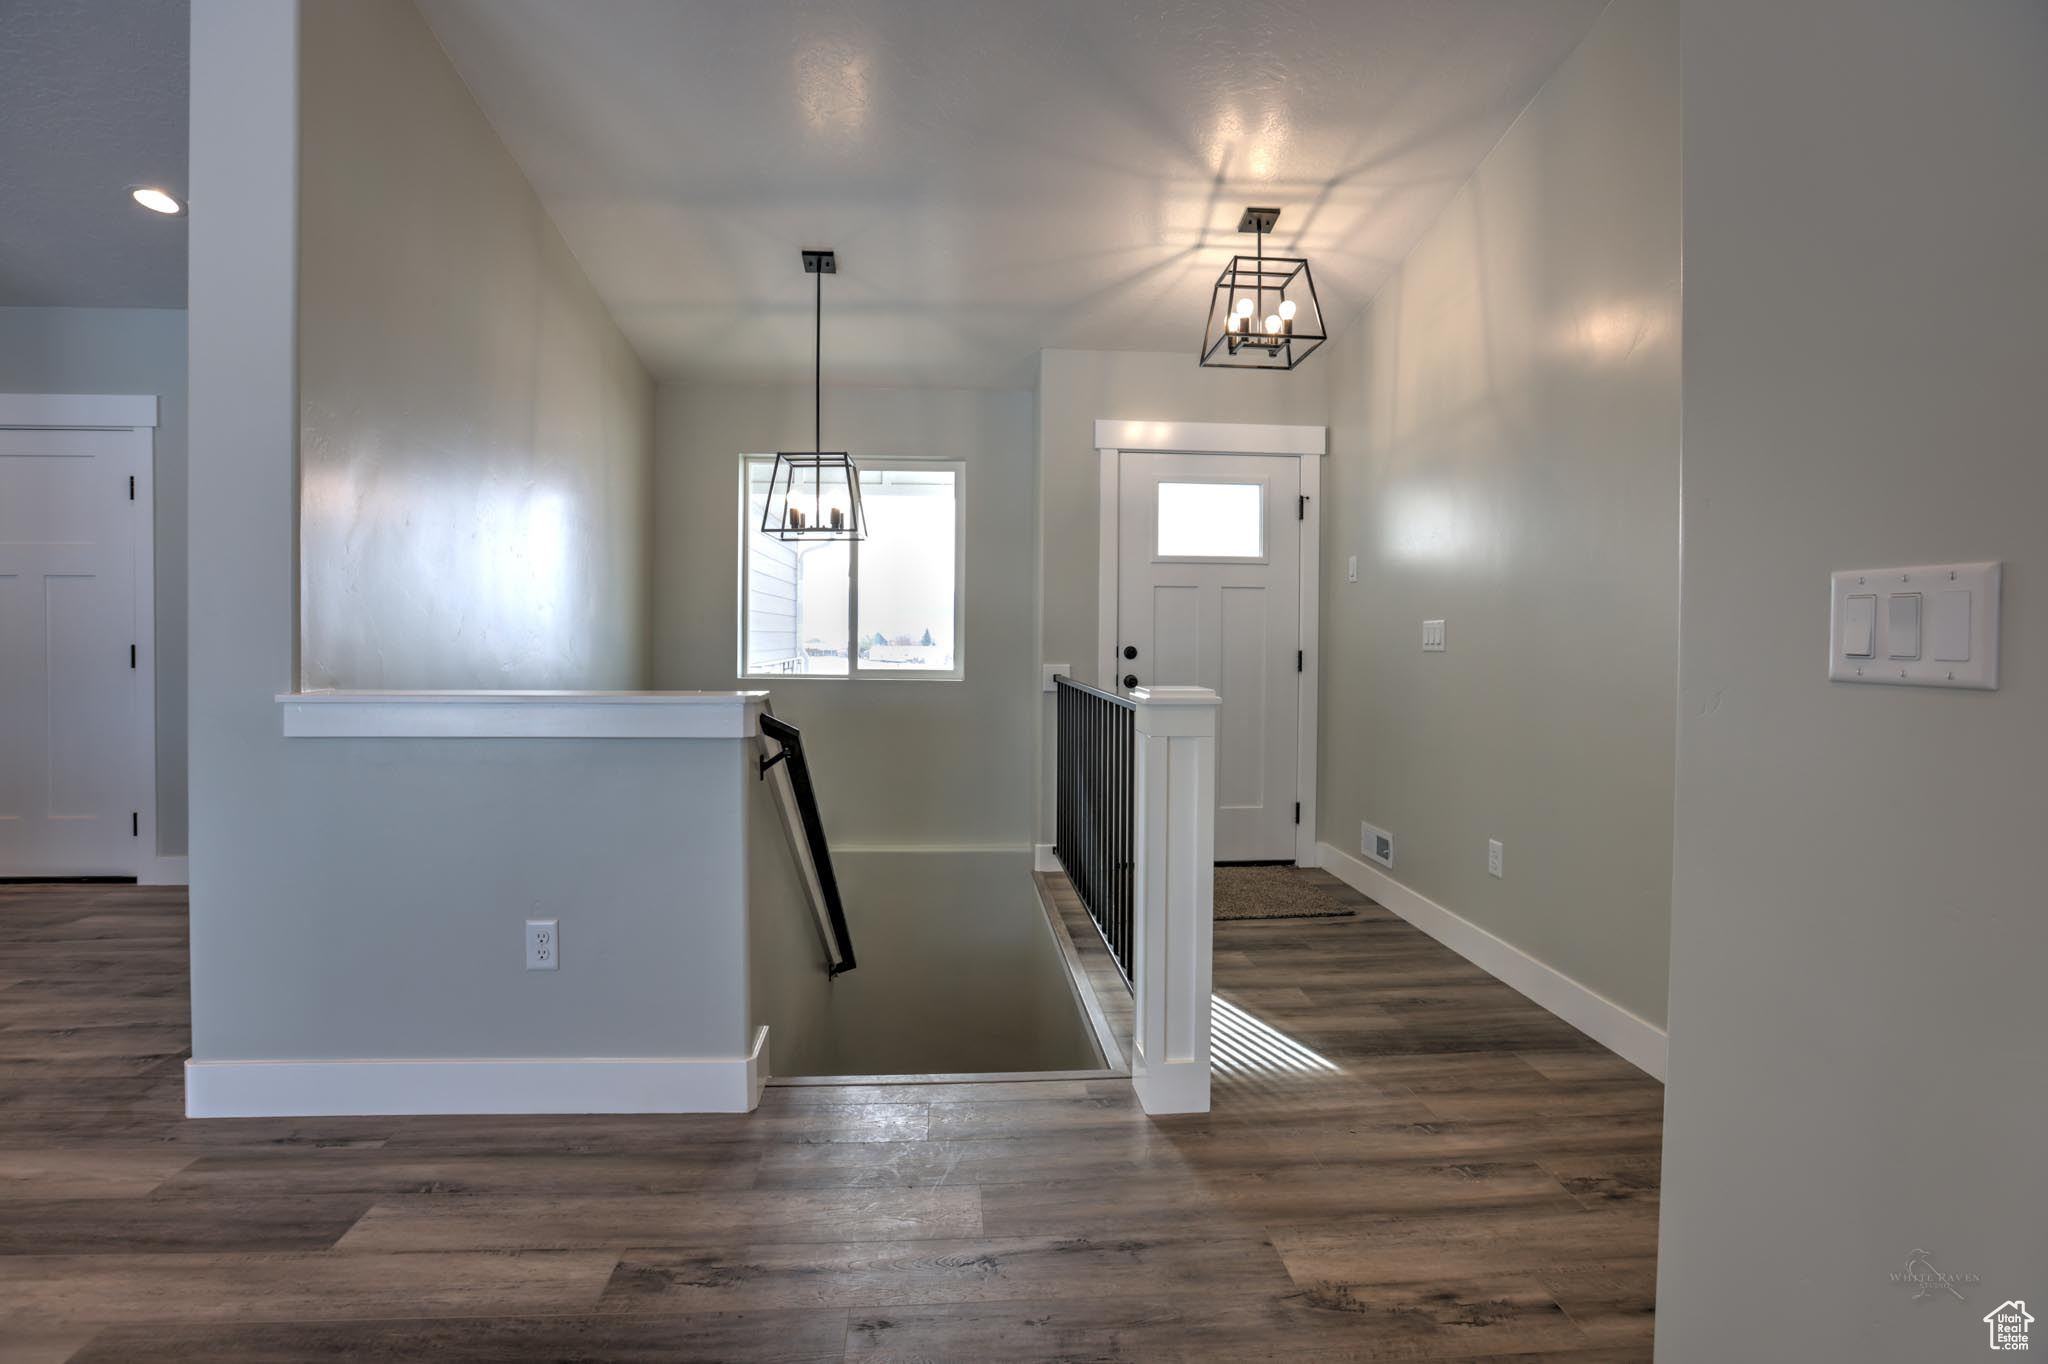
left=526, top=919, right=559, bottom=971
left=1361, top=821, right=1394, bottom=869
left=1487, top=840, right=1504, bottom=879
left=1423, top=620, right=1446, bottom=651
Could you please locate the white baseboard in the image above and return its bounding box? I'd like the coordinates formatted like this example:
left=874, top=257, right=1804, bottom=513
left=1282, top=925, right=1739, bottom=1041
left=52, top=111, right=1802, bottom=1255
left=1316, top=842, right=1667, bottom=1081
left=745, top=1024, right=770, bottom=1110
left=139, top=855, right=188, bottom=886
left=186, top=1026, right=771, bottom=1118
left=1033, top=843, right=1059, bottom=873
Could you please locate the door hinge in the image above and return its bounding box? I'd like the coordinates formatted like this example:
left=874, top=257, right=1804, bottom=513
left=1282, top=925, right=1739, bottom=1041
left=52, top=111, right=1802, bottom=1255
left=1294, top=802, right=1301, bottom=825
left=132, top=812, right=139, bottom=837
left=128, top=476, right=135, bottom=500
left=130, top=644, right=137, bottom=669
left=1296, top=649, right=1303, bottom=672
left=1298, top=494, right=1307, bottom=520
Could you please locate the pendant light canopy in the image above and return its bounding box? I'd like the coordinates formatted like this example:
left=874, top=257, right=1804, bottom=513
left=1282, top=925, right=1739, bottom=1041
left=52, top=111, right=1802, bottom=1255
left=761, top=249, right=865, bottom=540
left=1200, top=207, right=1327, bottom=371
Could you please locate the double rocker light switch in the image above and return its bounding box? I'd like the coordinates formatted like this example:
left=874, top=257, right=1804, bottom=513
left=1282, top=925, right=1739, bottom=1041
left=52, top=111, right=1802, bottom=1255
left=1829, top=562, right=2000, bottom=690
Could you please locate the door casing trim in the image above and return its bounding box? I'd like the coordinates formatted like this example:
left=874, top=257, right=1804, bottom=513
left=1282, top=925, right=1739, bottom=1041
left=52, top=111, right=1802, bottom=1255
left=1094, top=420, right=1325, bottom=867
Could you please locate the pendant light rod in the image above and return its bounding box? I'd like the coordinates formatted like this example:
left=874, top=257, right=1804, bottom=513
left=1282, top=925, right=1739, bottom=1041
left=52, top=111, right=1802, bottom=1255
left=814, top=266, right=821, bottom=523
left=802, top=249, right=835, bottom=454
left=813, top=259, right=821, bottom=454
left=1255, top=217, right=1263, bottom=322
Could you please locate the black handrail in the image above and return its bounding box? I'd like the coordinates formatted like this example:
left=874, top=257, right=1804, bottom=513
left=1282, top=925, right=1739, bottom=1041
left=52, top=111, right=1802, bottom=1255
left=1053, top=675, right=1136, bottom=986
left=758, top=713, right=857, bottom=977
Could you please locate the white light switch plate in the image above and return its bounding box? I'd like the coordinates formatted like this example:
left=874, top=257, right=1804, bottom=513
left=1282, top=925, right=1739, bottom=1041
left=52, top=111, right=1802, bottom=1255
left=1829, top=562, right=1999, bottom=690
left=1422, top=620, right=1446, bottom=652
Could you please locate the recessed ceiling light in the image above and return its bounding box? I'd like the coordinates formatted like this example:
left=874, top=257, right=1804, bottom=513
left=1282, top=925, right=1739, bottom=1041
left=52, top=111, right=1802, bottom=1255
left=129, top=186, right=184, bottom=216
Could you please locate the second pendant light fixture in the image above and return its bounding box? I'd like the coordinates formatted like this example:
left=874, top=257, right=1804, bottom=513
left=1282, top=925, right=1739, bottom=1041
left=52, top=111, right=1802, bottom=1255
left=761, top=249, right=865, bottom=541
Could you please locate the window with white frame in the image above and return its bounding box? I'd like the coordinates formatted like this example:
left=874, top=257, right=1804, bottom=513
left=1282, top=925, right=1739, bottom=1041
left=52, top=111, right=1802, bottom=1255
left=740, top=457, right=963, bottom=679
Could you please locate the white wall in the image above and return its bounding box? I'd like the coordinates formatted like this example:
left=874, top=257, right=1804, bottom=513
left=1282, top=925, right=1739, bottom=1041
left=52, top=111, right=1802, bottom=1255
left=298, top=0, right=654, bottom=691
left=1316, top=0, right=1680, bottom=1033
left=1035, top=348, right=1327, bottom=842
left=1657, top=2, right=2048, bottom=1358
left=747, top=765, right=835, bottom=1077
left=0, top=306, right=189, bottom=855
left=188, top=0, right=748, bottom=1080
left=655, top=381, right=1038, bottom=849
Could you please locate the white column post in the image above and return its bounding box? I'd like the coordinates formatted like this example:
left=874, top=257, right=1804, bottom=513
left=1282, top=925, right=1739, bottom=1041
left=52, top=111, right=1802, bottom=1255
left=1129, top=685, right=1220, bottom=1115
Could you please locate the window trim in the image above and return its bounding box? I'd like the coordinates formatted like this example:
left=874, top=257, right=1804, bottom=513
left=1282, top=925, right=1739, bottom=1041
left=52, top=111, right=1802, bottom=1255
left=738, top=454, right=966, bottom=683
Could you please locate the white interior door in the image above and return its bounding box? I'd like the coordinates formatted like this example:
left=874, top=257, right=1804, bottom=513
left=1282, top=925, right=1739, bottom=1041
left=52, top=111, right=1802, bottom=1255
left=0, top=425, right=149, bottom=876
left=1117, top=452, right=1300, bottom=862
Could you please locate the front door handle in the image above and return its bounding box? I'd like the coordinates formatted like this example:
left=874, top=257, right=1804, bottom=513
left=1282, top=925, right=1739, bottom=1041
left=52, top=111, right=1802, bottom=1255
left=1123, top=674, right=1139, bottom=689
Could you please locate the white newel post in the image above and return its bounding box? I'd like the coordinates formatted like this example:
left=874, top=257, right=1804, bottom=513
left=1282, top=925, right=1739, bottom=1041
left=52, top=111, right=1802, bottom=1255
left=1129, top=685, right=1220, bottom=1116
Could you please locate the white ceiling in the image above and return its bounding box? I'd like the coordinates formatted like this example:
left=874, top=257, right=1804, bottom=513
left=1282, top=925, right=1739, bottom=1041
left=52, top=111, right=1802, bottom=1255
left=0, top=0, right=188, bottom=308
left=419, top=0, right=1605, bottom=388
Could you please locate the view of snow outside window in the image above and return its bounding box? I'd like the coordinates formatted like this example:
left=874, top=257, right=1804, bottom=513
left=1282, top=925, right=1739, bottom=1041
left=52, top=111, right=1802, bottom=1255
left=744, top=460, right=958, bottom=677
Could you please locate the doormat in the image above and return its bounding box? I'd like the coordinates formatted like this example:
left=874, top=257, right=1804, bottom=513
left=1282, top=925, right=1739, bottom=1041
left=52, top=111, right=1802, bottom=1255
left=1214, top=866, right=1355, bottom=921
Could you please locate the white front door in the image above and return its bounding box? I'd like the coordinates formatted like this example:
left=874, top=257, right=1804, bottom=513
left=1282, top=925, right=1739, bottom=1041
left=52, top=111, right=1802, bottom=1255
left=1117, top=452, right=1301, bottom=862
left=0, top=425, right=149, bottom=876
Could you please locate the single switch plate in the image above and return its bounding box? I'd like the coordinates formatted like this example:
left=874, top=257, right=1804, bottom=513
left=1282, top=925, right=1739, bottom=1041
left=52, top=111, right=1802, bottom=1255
left=1347, top=555, right=1358, bottom=583
left=1830, top=562, right=1999, bottom=689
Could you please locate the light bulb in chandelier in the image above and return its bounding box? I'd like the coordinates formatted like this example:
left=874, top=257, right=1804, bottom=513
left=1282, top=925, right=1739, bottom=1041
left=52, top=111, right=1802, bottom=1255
left=1265, top=314, right=1282, bottom=335
left=1235, top=297, right=1254, bottom=317
left=1279, top=299, right=1297, bottom=320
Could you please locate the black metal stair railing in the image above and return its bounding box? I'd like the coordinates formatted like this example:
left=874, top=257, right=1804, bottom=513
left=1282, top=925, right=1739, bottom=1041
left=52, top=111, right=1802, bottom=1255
left=1053, top=674, right=1136, bottom=986
left=758, top=713, right=857, bottom=976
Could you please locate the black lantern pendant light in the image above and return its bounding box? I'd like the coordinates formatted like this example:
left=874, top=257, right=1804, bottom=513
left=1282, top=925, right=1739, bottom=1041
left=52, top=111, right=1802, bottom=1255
left=1200, top=207, right=1327, bottom=370
left=762, top=249, right=865, bottom=540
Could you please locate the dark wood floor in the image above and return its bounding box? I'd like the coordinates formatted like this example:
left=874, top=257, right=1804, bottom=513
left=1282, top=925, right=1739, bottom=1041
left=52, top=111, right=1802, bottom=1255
left=0, top=873, right=1661, bottom=1362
